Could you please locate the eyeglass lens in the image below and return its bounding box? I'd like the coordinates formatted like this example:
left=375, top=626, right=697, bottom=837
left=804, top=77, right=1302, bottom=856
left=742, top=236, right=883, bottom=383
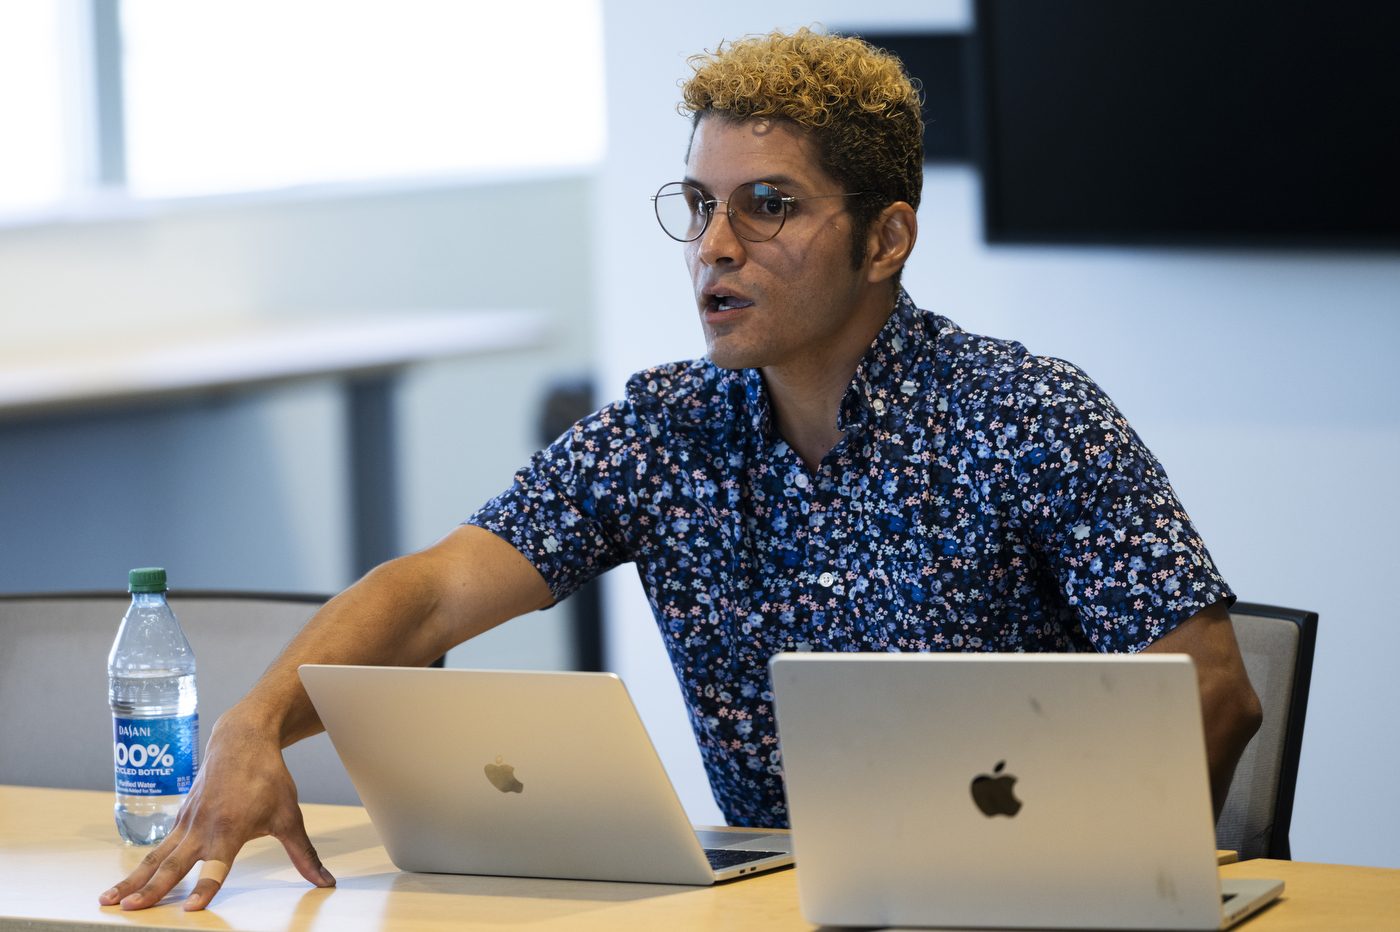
left=653, top=182, right=787, bottom=243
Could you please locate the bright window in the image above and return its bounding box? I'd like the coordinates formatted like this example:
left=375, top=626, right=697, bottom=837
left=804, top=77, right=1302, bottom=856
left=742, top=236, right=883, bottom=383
left=0, top=0, right=68, bottom=213
left=121, top=0, right=607, bottom=199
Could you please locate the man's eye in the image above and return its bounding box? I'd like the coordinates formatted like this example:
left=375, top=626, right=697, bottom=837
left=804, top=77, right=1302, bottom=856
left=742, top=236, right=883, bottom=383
left=759, top=197, right=784, bottom=215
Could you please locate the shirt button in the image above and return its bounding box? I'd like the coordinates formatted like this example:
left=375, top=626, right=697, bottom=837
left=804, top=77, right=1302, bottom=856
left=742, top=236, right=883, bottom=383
left=795, top=473, right=809, bottom=489
left=818, top=572, right=835, bottom=587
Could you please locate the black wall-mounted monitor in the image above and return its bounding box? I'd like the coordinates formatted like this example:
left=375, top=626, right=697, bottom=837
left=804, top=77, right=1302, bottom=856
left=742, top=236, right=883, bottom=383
left=853, top=33, right=973, bottom=164
left=976, top=0, right=1400, bottom=248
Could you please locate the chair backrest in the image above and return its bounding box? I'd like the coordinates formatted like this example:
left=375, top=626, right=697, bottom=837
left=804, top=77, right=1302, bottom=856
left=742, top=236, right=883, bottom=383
left=0, top=591, right=360, bottom=805
left=1216, top=602, right=1317, bottom=860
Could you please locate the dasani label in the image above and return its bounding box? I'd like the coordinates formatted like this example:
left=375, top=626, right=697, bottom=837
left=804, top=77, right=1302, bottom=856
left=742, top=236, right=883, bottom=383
left=113, top=713, right=198, bottom=796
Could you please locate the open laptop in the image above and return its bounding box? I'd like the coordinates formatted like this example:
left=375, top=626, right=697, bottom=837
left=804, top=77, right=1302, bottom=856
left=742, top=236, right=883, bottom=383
left=769, top=653, right=1283, bottom=930
left=298, top=664, right=792, bottom=884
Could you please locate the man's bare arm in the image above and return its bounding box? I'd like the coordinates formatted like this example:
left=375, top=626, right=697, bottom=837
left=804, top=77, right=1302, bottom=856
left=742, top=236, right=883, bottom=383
left=1143, top=600, right=1263, bottom=823
left=99, top=525, right=553, bottom=912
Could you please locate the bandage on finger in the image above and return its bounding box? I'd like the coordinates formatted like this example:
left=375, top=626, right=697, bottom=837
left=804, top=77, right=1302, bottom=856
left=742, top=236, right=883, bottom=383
left=196, top=859, right=231, bottom=886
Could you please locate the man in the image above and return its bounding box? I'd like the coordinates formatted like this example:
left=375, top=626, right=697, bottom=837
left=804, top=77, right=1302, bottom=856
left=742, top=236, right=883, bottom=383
left=102, top=28, right=1261, bottom=912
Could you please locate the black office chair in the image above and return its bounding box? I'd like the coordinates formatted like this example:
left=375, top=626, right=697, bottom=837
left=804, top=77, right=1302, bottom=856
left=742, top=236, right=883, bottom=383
left=0, top=590, right=362, bottom=805
left=1216, top=602, right=1317, bottom=861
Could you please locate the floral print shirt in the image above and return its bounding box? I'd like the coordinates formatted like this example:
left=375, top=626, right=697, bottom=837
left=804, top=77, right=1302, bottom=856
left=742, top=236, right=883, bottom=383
left=469, top=291, right=1232, bottom=828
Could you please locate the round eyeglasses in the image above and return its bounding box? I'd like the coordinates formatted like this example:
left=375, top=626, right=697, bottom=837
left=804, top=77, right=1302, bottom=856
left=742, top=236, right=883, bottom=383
left=651, top=181, right=870, bottom=243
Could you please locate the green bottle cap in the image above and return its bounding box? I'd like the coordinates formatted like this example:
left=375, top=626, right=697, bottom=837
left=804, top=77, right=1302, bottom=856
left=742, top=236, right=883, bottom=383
left=128, top=567, right=168, bottom=593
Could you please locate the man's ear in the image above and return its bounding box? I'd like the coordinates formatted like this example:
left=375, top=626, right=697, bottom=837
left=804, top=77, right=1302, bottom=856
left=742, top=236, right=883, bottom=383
left=864, top=202, right=918, bottom=285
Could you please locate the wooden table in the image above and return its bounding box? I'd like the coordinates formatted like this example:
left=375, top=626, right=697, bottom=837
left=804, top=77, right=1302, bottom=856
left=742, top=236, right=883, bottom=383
left=2, top=786, right=1397, bottom=932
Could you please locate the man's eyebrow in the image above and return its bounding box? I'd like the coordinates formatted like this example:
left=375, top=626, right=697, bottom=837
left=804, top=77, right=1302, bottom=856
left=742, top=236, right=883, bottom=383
left=753, top=174, right=804, bottom=191
left=680, top=174, right=810, bottom=194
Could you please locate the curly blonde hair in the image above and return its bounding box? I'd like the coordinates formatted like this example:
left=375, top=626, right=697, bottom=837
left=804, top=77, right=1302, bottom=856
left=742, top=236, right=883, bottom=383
left=680, top=27, right=923, bottom=272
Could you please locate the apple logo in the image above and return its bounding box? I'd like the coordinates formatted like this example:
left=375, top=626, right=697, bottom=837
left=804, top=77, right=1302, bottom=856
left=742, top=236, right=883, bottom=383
left=970, top=760, right=1021, bottom=817
left=484, top=755, right=524, bottom=794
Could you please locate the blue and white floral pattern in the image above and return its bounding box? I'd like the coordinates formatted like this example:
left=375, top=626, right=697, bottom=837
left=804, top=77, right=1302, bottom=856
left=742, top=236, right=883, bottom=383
left=470, top=291, right=1232, bottom=827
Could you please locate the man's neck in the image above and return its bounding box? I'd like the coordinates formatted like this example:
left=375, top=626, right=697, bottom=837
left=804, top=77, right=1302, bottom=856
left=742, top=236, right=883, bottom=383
left=762, top=291, right=899, bottom=471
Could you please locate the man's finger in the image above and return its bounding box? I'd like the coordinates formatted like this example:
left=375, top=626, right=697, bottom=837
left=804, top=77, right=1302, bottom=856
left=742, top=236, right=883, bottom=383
left=183, top=860, right=230, bottom=911
left=275, top=810, right=335, bottom=889
left=119, top=850, right=195, bottom=910
left=98, top=832, right=183, bottom=906
left=197, top=859, right=231, bottom=884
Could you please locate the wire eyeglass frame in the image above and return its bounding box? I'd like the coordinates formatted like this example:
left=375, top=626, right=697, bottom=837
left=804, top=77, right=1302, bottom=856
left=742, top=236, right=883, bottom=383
left=651, top=181, right=871, bottom=243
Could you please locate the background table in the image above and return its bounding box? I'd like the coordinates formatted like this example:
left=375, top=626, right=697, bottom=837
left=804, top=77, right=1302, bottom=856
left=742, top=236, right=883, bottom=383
left=3, top=785, right=1397, bottom=932
left=0, top=309, right=550, bottom=581
left=0, top=310, right=546, bottom=419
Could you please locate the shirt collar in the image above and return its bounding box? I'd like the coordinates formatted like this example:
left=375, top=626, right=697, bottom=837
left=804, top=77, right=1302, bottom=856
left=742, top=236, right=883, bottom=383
left=838, top=288, right=931, bottom=432
left=743, top=365, right=773, bottom=437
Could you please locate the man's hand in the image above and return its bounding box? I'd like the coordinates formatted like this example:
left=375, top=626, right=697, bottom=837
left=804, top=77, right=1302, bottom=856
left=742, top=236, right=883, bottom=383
left=98, top=525, right=554, bottom=911
left=1144, top=600, right=1263, bottom=822
left=98, top=715, right=334, bottom=911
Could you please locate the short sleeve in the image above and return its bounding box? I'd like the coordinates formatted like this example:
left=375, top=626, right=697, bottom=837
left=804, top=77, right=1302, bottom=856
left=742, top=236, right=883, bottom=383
left=467, top=403, right=634, bottom=603
left=1019, top=362, right=1234, bottom=652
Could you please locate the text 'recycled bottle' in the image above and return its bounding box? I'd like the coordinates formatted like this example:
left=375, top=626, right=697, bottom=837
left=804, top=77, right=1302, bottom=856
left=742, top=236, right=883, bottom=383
left=108, top=568, right=198, bottom=845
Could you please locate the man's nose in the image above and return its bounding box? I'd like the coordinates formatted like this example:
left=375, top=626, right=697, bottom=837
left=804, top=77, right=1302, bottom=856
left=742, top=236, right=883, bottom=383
left=695, top=205, right=746, bottom=266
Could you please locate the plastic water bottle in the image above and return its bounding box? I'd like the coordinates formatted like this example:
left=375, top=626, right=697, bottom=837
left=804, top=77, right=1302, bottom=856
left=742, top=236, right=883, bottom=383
left=108, top=568, right=198, bottom=845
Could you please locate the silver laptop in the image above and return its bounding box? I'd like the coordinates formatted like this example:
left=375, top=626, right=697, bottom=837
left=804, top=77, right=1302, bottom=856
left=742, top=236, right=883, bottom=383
left=769, top=653, right=1283, bottom=930
left=299, top=664, right=792, bottom=884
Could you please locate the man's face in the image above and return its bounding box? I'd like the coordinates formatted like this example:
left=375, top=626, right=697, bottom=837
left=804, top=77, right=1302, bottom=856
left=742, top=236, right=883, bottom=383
left=683, top=116, right=870, bottom=371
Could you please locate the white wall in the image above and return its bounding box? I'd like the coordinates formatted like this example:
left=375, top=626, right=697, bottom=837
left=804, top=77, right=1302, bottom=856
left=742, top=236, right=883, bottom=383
left=595, top=0, right=1400, bottom=868
left=0, top=175, right=595, bottom=672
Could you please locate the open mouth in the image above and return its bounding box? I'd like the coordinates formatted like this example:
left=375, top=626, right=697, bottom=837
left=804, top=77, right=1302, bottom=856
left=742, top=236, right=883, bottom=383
left=705, top=293, right=755, bottom=313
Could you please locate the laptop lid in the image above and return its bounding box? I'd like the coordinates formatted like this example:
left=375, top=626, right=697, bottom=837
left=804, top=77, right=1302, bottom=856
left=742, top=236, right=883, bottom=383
left=769, top=653, right=1233, bottom=930
left=300, top=665, right=725, bottom=884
